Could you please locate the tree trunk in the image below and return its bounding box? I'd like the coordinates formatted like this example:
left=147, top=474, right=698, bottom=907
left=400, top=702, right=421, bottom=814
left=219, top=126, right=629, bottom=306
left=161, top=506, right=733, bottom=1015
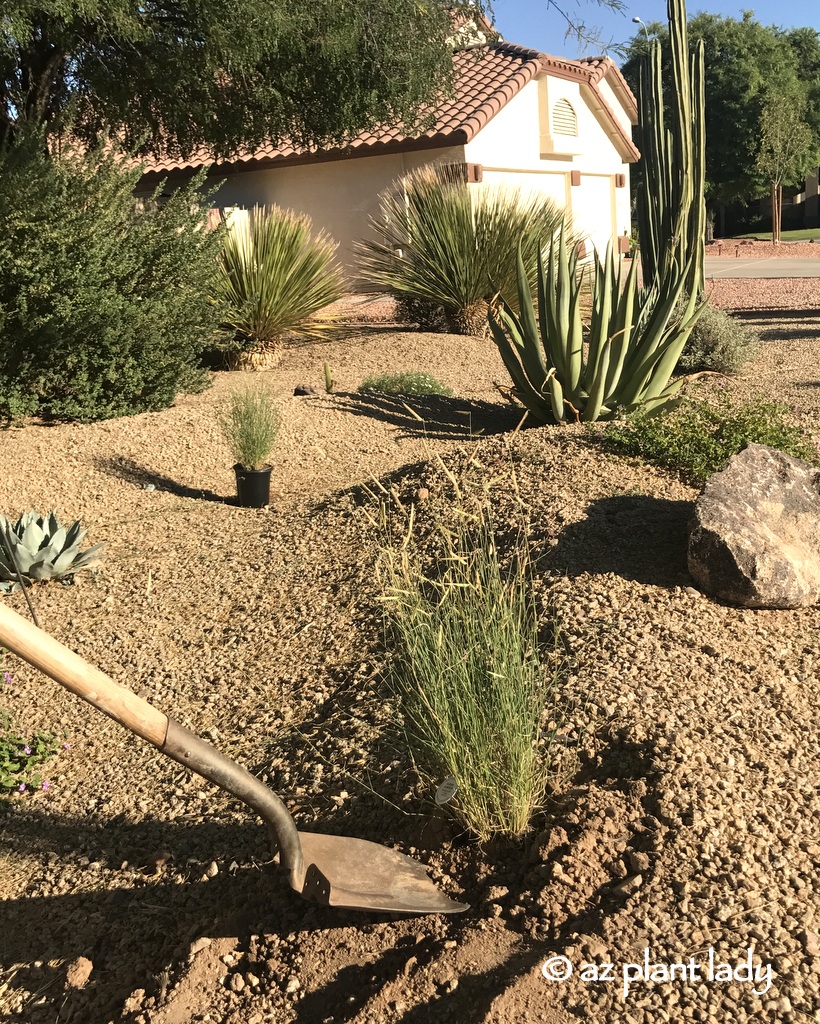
left=771, top=182, right=780, bottom=245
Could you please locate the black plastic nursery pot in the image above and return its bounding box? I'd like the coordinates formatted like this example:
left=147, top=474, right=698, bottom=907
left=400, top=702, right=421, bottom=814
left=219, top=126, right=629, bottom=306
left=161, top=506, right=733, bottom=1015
left=233, top=464, right=272, bottom=508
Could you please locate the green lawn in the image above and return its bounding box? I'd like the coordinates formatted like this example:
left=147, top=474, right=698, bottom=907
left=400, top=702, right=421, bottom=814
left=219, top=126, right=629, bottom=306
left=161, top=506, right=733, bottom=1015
left=734, top=228, right=820, bottom=241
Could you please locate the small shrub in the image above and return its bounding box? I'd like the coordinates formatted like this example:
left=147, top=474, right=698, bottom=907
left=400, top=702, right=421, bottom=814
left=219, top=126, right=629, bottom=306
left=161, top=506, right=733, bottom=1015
left=598, top=395, right=816, bottom=485
left=676, top=300, right=759, bottom=374
left=219, top=388, right=281, bottom=470
left=0, top=511, right=105, bottom=592
left=1, top=654, right=61, bottom=796
left=0, top=128, right=224, bottom=422
left=213, top=205, right=345, bottom=367
left=378, top=508, right=562, bottom=840
left=359, top=372, right=453, bottom=397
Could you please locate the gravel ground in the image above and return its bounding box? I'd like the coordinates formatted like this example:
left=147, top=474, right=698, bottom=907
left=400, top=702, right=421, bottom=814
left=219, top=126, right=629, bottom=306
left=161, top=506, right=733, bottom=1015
left=0, top=299, right=819, bottom=1024
left=707, top=240, right=820, bottom=259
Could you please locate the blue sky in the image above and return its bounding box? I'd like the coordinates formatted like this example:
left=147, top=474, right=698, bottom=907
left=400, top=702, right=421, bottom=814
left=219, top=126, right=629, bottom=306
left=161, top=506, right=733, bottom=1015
left=493, top=1, right=820, bottom=59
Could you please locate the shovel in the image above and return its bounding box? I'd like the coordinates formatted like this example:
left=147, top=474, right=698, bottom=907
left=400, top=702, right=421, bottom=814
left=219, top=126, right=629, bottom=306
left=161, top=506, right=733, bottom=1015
left=0, top=602, right=467, bottom=914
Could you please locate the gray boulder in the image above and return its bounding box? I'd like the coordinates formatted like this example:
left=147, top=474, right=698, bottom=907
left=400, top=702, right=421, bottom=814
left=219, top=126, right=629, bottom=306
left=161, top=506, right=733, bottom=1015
left=688, top=444, right=820, bottom=608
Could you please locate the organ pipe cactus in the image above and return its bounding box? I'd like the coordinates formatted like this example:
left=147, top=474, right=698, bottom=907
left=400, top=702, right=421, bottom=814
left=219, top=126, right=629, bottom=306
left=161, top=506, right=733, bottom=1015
left=488, top=231, right=702, bottom=424
left=635, top=0, right=706, bottom=299
left=0, top=511, right=105, bottom=592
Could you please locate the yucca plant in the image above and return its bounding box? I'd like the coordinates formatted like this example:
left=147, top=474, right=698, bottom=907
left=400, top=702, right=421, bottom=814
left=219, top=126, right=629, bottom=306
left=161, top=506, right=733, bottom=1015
left=356, top=165, right=568, bottom=336
left=488, top=230, right=703, bottom=423
left=213, top=205, right=345, bottom=368
left=0, top=512, right=105, bottom=592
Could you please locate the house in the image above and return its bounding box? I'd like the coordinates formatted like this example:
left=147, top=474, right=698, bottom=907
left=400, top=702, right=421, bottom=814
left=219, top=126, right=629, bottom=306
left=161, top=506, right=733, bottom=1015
left=137, top=42, right=640, bottom=283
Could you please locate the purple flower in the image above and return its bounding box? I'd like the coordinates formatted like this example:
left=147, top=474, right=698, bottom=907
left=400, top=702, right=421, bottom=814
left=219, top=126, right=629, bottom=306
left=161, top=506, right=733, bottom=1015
left=63, top=742, right=71, bottom=751
left=23, top=745, right=31, bottom=755
left=17, top=782, right=25, bottom=792
left=41, top=780, right=50, bottom=791
left=2, top=672, right=11, bottom=685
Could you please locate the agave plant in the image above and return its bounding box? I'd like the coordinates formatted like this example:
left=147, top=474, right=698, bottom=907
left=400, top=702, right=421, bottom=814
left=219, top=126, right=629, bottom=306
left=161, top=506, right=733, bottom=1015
left=488, top=229, right=704, bottom=423
left=213, top=205, right=345, bottom=368
left=356, top=165, right=569, bottom=336
left=0, top=511, right=105, bottom=593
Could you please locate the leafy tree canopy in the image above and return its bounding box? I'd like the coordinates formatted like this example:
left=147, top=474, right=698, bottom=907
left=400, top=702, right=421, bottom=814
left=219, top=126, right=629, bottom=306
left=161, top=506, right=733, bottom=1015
left=622, top=12, right=820, bottom=206
left=0, top=0, right=490, bottom=158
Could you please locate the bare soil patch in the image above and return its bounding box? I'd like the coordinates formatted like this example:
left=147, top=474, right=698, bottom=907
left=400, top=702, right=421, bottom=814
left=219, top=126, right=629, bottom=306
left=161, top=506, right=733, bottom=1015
left=1, top=302, right=819, bottom=1024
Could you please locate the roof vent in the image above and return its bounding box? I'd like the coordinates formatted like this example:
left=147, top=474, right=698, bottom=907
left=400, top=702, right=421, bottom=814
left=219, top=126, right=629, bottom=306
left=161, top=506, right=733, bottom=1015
left=553, top=99, right=578, bottom=137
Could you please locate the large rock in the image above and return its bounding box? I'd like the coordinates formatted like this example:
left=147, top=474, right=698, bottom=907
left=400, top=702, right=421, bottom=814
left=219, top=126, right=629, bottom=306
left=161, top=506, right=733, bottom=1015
left=688, top=444, right=820, bottom=608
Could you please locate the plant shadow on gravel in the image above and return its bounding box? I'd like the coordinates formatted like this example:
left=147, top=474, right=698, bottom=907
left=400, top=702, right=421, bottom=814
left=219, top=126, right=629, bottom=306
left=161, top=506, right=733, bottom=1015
left=549, top=494, right=694, bottom=587
left=94, top=455, right=237, bottom=504
left=329, top=391, right=525, bottom=440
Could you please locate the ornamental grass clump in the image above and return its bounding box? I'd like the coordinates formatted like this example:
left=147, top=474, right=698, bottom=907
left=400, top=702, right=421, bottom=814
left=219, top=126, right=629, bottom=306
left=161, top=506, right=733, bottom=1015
left=213, top=205, right=345, bottom=368
left=357, top=165, right=567, bottom=336
left=219, top=388, right=281, bottom=470
left=379, top=506, right=562, bottom=841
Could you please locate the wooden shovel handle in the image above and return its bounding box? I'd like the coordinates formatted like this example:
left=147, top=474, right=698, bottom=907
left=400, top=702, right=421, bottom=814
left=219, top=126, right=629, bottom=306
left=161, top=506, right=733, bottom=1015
left=0, top=601, right=168, bottom=747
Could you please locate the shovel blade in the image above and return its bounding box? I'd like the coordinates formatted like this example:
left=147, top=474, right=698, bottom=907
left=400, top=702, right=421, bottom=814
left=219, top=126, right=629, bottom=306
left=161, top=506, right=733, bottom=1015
left=290, top=832, right=468, bottom=914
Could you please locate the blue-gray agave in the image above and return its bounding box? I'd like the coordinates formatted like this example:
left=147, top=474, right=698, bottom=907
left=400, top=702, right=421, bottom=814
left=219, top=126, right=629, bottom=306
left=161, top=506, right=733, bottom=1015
left=0, top=511, right=105, bottom=593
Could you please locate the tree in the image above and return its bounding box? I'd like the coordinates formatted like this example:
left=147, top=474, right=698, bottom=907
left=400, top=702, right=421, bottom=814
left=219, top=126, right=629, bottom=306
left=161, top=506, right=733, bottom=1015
left=0, top=0, right=489, bottom=157
left=545, top=0, right=628, bottom=54
left=756, top=95, right=815, bottom=243
left=622, top=13, right=820, bottom=215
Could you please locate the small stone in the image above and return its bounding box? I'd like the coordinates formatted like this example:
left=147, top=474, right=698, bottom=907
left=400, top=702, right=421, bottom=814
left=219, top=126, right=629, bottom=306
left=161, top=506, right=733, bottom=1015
left=293, top=384, right=320, bottom=397
left=612, top=874, right=643, bottom=897
left=189, top=937, right=211, bottom=957
left=417, top=488, right=430, bottom=502
left=285, top=977, right=300, bottom=995
left=206, top=861, right=219, bottom=878
left=627, top=851, right=651, bottom=873
left=802, top=929, right=820, bottom=957
left=146, top=850, right=172, bottom=874
left=245, top=972, right=260, bottom=988
left=229, top=973, right=245, bottom=993
left=65, top=957, right=93, bottom=990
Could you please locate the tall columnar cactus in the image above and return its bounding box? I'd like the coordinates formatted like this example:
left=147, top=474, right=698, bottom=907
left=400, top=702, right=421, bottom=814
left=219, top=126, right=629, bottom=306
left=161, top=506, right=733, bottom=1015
left=635, top=0, right=706, bottom=299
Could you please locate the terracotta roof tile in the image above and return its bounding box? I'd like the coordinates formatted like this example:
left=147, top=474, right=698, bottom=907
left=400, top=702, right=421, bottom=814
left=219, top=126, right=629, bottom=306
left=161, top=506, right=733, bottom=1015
left=139, top=43, right=637, bottom=177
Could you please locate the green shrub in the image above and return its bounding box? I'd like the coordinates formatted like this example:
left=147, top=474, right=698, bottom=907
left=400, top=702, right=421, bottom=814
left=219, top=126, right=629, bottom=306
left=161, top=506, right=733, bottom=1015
left=219, top=388, right=281, bottom=470
left=358, top=371, right=453, bottom=397
left=357, top=165, right=568, bottom=335
left=1, top=653, right=61, bottom=797
left=378, top=508, right=562, bottom=840
left=598, top=395, right=816, bottom=485
left=676, top=300, right=759, bottom=374
left=213, top=205, right=345, bottom=367
left=0, top=129, right=224, bottom=423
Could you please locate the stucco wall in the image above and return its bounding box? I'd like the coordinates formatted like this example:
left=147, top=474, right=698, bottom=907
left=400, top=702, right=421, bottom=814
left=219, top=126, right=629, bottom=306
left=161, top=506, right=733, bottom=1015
left=464, top=75, right=633, bottom=255
left=206, top=146, right=465, bottom=283
left=197, top=71, right=634, bottom=284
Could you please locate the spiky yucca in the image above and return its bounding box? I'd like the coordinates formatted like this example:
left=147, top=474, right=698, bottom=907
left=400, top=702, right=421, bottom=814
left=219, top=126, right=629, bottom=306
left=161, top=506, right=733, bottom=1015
left=356, top=165, right=568, bottom=335
left=214, top=205, right=345, bottom=367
